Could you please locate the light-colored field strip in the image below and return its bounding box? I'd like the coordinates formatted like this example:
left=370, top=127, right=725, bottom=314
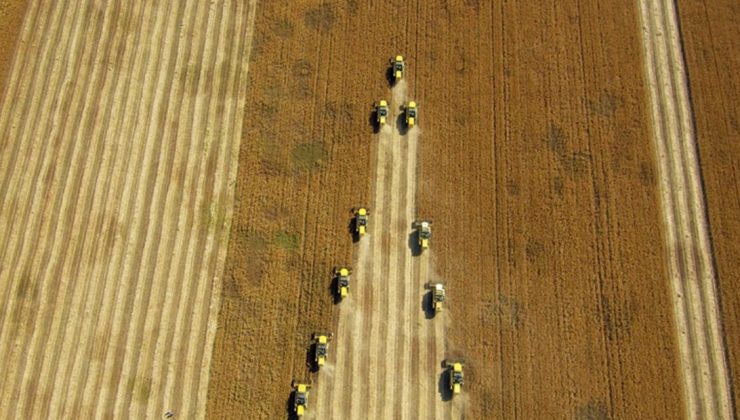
left=0, top=1, right=258, bottom=418
left=315, top=80, right=450, bottom=418
left=637, top=1, right=733, bottom=418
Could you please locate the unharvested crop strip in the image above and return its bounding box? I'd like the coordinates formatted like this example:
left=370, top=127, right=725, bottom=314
left=637, top=0, right=732, bottom=418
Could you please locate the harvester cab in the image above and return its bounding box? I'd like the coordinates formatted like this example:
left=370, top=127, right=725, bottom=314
left=312, top=333, right=333, bottom=368
left=392, top=55, right=405, bottom=81
left=414, top=219, right=432, bottom=251
left=354, top=208, right=369, bottom=236
left=405, top=101, right=417, bottom=128
left=335, top=267, right=352, bottom=298
left=292, top=381, right=312, bottom=416
left=376, top=100, right=389, bottom=126
left=445, top=360, right=465, bottom=395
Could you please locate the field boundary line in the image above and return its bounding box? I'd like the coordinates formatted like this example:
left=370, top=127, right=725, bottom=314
left=637, top=0, right=732, bottom=418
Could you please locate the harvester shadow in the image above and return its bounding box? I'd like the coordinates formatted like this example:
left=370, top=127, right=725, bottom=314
left=368, top=109, right=380, bottom=134
left=407, top=229, right=422, bottom=257
left=385, top=66, right=396, bottom=88
left=438, top=367, right=454, bottom=402
left=348, top=218, right=360, bottom=243
left=330, top=276, right=342, bottom=305
left=422, top=291, right=435, bottom=320
left=286, top=391, right=299, bottom=420
left=396, top=112, right=410, bottom=136
left=306, top=344, right=319, bottom=373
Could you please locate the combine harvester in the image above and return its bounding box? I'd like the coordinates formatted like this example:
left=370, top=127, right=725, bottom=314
left=445, top=360, right=465, bottom=396
left=414, top=219, right=432, bottom=251
left=312, top=333, right=333, bottom=368
left=426, top=282, right=446, bottom=314
left=291, top=381, right=312, bottom=417
left=334, top=266, right=352, bottom=299
left=403, top=101, right=418, bottom=128
left=353, top=207, right=369, bottom=237
left=391, top=55, right=405, bottom=81
left=375, top=100, right=389, bottom=126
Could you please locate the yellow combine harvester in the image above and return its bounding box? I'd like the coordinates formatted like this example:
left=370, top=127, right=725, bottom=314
left=292, top=381, right=311, bottom=417
left=335, top=266, right=352, bottom=299
left=404, top=101, right=417, bottom=128
left=414, top=219, right=432, bottom=251
left=375, top=100, right=389, bottom=126
left=313, top=333, right=333, bottom=368
left=428, top=282, right=446, bottom=313
left=446, top=360, right=465, bottom=395
left=354, top=207, right=369, bottom=236
left=391, top=55, right=405, bottom=80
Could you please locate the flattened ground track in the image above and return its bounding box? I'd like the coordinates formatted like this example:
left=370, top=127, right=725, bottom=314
left=314, top=81, right=450, bottom=419
left=0, top=1, right=257, bottom=417
left=638, top=0, right=733, bottom=418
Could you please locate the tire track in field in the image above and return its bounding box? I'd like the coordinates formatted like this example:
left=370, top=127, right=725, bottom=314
left=0, top=1, right=258, bottom=418
left=638, top=1, right=733, bottom=418
left=382, top=89, right=405, bottom=420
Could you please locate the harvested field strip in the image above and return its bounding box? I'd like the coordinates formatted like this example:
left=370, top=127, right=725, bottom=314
left=0, top=1, right=257, bottom=418
left=638, top=0, right=733, bottom=418
left=675, top=0, right=740, bottom=414
left=314, top=80, right=449, bottom=419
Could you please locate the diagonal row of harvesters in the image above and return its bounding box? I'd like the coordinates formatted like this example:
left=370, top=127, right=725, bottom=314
left=291, top=56, right=463, bottom=417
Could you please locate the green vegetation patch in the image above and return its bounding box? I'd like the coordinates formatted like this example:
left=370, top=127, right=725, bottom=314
left=291, top=142, right=328, bottom=170
left=274, top=230, right=301, bottom=251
